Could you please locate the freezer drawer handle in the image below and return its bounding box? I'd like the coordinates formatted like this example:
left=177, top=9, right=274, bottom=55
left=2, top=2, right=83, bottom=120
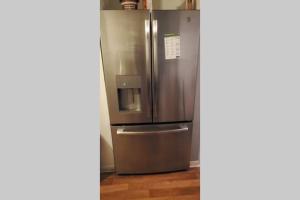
left=117, top=127, right=188, bottom=135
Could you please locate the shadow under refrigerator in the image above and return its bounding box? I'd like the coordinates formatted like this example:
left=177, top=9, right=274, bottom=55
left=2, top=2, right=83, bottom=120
left=100, top=10, right=199, bottom=174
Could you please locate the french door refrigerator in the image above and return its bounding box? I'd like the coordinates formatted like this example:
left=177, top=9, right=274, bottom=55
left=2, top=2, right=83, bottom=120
left=100, top=10, right=199, bottom=174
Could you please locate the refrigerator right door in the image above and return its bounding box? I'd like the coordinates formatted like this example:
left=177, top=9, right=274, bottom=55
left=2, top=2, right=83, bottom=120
left=152, top=11, right=200, bottom=123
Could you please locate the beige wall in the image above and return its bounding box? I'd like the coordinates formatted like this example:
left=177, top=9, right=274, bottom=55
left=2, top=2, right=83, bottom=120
left=153, top=0, right=186, bottom=10
left=99, top=50, right=114, bottom=172
left=154, top=0, right=200, bottom=10
left=191, top=56, right=200, bottom=161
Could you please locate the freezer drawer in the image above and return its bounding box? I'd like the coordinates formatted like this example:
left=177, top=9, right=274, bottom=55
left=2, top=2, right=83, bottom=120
left=111, top=122, right=193, bottom=174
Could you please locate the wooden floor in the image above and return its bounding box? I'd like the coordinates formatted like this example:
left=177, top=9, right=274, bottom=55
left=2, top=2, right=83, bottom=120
left=100, top=167, right=200, bottom=200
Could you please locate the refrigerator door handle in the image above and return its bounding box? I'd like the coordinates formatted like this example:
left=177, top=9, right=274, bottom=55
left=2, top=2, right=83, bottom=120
left=117, top=126, right=188, bottom=135
left=145, top=19, right=152, bottom=118
left=152, top=19, right=158, bottom=121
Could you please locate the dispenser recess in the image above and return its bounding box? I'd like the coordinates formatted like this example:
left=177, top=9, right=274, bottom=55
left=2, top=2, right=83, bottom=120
left=116, top=75, right=142, bottom=112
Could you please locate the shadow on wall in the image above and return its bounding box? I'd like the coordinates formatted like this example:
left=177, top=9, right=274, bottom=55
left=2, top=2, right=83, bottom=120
left=178, top=1, right=186, bottom=9
left=101, top=0, right=121, bottom=10
left=100, top=133, right=114, bottom=172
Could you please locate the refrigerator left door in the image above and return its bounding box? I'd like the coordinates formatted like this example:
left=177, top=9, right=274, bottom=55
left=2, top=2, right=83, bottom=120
left=100, top=11, right=152, bottom=124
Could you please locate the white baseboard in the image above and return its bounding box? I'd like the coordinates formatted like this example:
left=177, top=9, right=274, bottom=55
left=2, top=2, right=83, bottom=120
left=190, top=160, right=200, bottom=168
left=101, top=160, right=200, bottom=173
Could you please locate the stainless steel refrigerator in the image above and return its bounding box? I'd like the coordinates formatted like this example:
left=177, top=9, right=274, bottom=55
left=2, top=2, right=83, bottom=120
left=100, top=10, right=199, bottom=174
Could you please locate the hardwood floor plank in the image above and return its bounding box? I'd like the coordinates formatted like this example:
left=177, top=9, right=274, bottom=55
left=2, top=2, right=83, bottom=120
left=100, top=177, right=114, bottom=185
left=136, top=194, right=199, bottom=200
left=129, top=179, right=199, bottom=190
left=101, top=189, right=150, bottom=200
left=100, top=183, right=129, bottom=194
left=100, top=167, right=200, bottom=200
left=149, top=186, right=199, bottom=197
left=172, top=194, right=200, bottom=200
left=112, top=174, right=198, bottom=186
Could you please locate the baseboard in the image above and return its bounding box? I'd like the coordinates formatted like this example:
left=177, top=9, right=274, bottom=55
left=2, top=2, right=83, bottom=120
left=100, top=165, right=115, bottom=173
left=190, top=160, right=200, bottom=168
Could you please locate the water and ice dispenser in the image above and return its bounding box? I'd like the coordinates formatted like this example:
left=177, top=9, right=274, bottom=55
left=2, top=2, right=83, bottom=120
left=116, top=75, right=142, bottom=112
